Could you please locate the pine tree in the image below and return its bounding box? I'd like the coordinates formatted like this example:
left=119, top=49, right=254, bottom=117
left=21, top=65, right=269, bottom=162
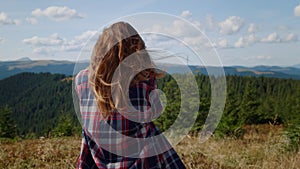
left=52, top=112, right=76, bottom=137
left=240, top=79, right=260, bottom=124
left=0, top=105, right=17, bottom=138
left=216, top=88, right=244, bottom=138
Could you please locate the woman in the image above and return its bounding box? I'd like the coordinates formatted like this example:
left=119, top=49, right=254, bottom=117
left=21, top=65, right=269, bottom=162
left=75, top=22, right=186, bottom=169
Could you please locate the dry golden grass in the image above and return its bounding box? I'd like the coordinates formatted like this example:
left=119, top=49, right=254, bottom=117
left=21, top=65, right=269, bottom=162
left=175, top=124, right=300, bottom=169
left=0, top=136, right=81, bottom=169
left=1, top=125, right=299, bottom=169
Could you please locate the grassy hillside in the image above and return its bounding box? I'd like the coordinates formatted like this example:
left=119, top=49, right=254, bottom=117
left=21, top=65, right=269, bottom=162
left=1, top=125, right=299, bottom=169
left=0, top=72, right=299, bottom=169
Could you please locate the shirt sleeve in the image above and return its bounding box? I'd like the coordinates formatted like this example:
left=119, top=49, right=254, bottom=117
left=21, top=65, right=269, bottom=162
left=76, top=130, right=97, bottom=169
left=74, top=69, right=89, bottom=97
left=129, top=73, right=163, bottom=122
left=146, top=74, right=163, bottom=120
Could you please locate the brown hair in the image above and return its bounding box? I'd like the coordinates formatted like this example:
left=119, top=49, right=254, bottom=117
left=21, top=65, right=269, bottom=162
left=89, top=22, right=161, bottom=117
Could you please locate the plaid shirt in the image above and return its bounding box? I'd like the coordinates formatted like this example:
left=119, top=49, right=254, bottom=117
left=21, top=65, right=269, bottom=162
left=75, top=69, right=186, bottom=169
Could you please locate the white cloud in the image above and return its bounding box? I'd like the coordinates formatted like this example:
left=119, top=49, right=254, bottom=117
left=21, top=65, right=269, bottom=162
left=205, top=15, right=216, bottom=31
left=33, top=47, right=55, bottom=55
left=145, top=19, right=201, bottom=37
left=218, top=38, right=228, bottom=48
left=248, top=23, right=259, bottom=33
left=234, top=37, right=247, bottom=48
left=294, top=4, right=300, bottom=16
left=172, top=20, right=187, bottom=36
left=180, top=10, right=192, bottom=18
left=232, top=32, right=297, bottom=48
left=183, top=36, right=206, bottom=46
left=143, top=34, right=181, bottom=53
left=160, top=20, right=207, bottom=47
left=0, top=12, right=20, bottom=25
left=218, top=16, right=244, bottom=35
left=69, top=30, right=98, bottom=45
left=75, top=30, right=97, bottom=41
left=260, top=33, right=298, bottom=43
left=212, top=38, right=229, bottom=48
left=192, top=20, right=202, bottom=30
left=32, top=6, right=85, bottom=21
left=261, top=32, right=281, bottom=43
left=0, top=37, right=4, bottom=43
left=234, top=34, right=258, bottom=48
left=245, top=55, right=272, bottom=61
left=255, top=55, right=272, bottom=60
left=278, top=25, right=289, bottom=30
left=144, top=24, right=162, bottom=33
left=26, top=17, right=38, bottom=25
left=247, top=34, right=258, bottom=44
left=178, top=11, right=204, bottom=31
left=23, top=33, right=65, bottom=46
left=284, top=33, right=298, bottom=42
left=23, top=30, right=97, bottom=55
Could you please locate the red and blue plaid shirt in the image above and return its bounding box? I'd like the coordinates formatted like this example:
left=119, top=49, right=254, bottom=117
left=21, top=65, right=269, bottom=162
left=75, top=69, right=186, bottom=169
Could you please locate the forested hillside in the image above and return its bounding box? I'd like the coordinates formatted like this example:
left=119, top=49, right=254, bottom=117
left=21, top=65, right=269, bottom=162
left=156, top=75, right=300, bottom=140
left=0, top=72, right=299, bottom=150
left=0, top=73, right=79, bottom=137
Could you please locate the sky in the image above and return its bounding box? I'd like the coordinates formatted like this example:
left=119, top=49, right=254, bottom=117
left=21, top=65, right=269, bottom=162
left=0, top=0, right=300, bottom=66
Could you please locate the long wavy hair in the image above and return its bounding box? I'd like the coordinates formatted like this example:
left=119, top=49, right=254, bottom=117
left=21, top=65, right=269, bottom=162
left=89, top=22, right=161, bottom=117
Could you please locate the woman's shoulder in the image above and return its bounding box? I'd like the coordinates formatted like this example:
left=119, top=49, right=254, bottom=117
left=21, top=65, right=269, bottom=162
left=75, top=68, right=89, bottom=86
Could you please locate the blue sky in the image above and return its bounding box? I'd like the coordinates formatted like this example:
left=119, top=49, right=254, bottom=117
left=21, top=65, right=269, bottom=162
left=0, top=0, right=300, bottom=66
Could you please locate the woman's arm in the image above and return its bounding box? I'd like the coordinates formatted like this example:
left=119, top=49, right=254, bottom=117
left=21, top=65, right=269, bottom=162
left=129, top=74, right=163, bottom=122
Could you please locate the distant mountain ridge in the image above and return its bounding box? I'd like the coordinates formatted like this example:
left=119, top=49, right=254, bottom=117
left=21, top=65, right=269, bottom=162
left=0, top=59, right=300, bottom=80
left=0, top=60, right=88, bottom=80
left=16, top=57, right=32, bottom=61
left=292, top=63, right=300, bottom=69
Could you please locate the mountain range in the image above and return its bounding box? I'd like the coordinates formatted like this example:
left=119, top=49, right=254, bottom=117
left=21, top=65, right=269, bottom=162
left=0, top=58, right=300, bottom=80
left=0, top=59, right=88, bottom=80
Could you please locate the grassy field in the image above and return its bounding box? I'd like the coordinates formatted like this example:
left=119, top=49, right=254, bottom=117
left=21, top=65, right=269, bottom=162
left=1, top=125, right=299, bottom=169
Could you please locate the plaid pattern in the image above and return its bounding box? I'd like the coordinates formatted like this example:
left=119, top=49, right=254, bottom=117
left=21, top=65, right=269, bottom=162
left=75, top=69, right=186, bottom=169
